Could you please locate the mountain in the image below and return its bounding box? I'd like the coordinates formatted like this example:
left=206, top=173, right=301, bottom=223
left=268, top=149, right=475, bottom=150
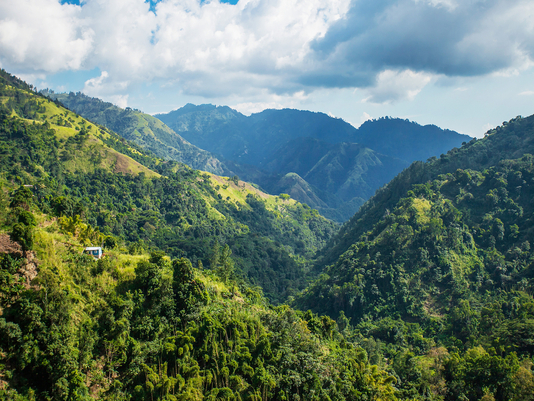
left=156, top=104, right=471, bottom=221
left=269, top=138, right=408, bottom=199
left=0, top=68, right=401, bottom=401
left=260, top=138, right=410, bottom=220
left=354, top=117, right=472, bottom=162
left=1, top=70, right=338, bottom=304
left=295, top=114, right=534, bottom=399
left=156, top=105, right=357, bottom=167
left=39, top=96, right=468, bottom=223
left=156, top=104, right=471, bottom=168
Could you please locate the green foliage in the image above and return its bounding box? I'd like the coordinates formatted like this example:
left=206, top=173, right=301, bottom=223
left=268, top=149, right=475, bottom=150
left=10, top=186, right=33, bottom=210
left=0, top=71, right=338, bottom=304
left=4, top=69, right=534, bottom=401
left=0, top=212, right=397, bottom=400
left=295, top=114, right=534, bottom=400
left=43, top=91, right=230, bottom=175
left=156, top=106, right=468, bottom=222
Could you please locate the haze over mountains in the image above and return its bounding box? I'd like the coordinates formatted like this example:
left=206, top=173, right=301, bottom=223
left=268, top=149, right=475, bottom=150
left=46, top=92, right=470, bottom=221
left=150, top=102, right=473, bottom=220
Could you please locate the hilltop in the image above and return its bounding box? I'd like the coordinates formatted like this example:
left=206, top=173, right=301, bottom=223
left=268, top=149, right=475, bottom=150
left=42, top=91, right=241, bottom=177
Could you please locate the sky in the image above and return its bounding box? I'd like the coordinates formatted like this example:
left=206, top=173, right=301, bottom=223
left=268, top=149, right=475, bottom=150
left=1, top=0, right=534, bottom=138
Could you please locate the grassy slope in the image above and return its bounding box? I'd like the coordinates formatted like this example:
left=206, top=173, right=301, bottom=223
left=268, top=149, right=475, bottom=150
left=45, top=91, right=229, bottom=175
left=5, top=85, right=158, bottom=178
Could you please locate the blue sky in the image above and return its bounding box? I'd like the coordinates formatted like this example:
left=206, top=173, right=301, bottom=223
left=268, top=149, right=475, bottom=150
left=2, top=0, right=534, bottom=137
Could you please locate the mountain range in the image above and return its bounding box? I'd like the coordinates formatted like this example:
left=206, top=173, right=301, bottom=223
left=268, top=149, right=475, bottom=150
left=156, top=104, right=471, bottom=220
left=46, top=93, right=470, bottom=221
left=2, top=69, right=534, bottom=400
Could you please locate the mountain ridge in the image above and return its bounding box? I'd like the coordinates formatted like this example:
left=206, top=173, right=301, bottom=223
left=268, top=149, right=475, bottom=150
left=156, top=104, right=471, bottom=220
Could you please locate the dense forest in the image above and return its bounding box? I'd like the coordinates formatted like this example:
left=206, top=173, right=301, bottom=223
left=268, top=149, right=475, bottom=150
left=2, top=69, right=534, bottom=400
left=297, top=115, right=534, bottom=399
left=0, top=69, right=398, bottom=400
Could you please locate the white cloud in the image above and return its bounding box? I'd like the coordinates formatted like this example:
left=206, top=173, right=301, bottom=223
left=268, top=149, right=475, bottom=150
left=519, top=91, right=534, bottom=96
left=233, top=101, right=284, bottom=115
left=84, top=70, right=109, bottom=90
left=1, top=0, right=533, bottom=106
left=231, top=89, right=310, bottom=115
left=82, top=70, right=130, bottom=105
left=0, top=0, right=93, bottom=72
left=1, top=0, right=350, bottom=100
left=362, top=69, right=433, bottom=104
left=109, top=94, right=129, bottom=108
left=416, top=0, right=457, bottom=11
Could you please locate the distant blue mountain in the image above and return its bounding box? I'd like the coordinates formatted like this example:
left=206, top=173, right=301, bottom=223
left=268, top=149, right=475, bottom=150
left=155, top=105, right=471, bottom=221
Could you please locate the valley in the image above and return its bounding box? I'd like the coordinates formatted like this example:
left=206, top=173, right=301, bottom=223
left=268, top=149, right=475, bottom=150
left=1, top=69, right=534, bottom=401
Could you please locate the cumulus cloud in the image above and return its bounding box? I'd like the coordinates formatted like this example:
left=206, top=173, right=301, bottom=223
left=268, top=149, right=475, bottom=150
left=360, top=112, right=372, bottom=124
left=232, top=89, right=309, bottom=114
left=312, top=0, right=534, bottom=78
left=82, top=70, right=130, bottom=105
left=0, top=0, right=93, bottom=72
left=1, top=0, right=533, bottom=104
left=362, top=69, right=433, bottom=104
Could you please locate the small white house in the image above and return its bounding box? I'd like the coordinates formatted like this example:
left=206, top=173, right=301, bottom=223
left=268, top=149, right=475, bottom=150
left=84, top=247, right=103, bottom=259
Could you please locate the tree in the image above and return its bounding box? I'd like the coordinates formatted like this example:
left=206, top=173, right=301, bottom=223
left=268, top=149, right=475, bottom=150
left=9, top=185, right=33, bottom=210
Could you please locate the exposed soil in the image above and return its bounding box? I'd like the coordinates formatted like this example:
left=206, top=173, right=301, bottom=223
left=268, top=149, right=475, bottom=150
left=0, top=234, right=22, bottom=256
left=0, top=234, right=39, bottom=289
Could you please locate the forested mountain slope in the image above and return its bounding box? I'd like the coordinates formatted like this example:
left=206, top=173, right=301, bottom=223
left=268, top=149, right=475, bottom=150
left=156, top=104, right=470, bottom=221
left=43, top=91, right=232, bottom=175
left=156, top=104, right=470, bottom=169
left=1, top=70, right=337, bottom=303
left=40, top=95, right=468, bottom=223
left=318, top=116, right=532, bottom=267
left=0, top=185, right=397, bottom=401
left=260, top=138, right=409, bottom=221
left=355, top=117, right=471, bottom=163
left=156, top=105, right=356, bottom=167
left=0, top=69, right=401, bottom=401
left=2, top=70, right=534, bottom=401
left=295, top=114, right=534, bottom=400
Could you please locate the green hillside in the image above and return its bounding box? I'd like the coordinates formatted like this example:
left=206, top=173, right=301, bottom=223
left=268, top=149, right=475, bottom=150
left=156, top=105, right=469, bottom=222
left=0, top=69, right=402, bottom=401
left=1, top=77, right=159, bottom=179
left=354, top=117, right=472, bottom=163
left=4, top=70, right=534, bottom=401
left=318, top=115, right=532, bottom=268
left=1, top=69, right=338, bottom=304
left=0, top=187, right=397, bottom=401
left=263, top=138, right=409, bottom=221
left=295, top=114, right=534, bottom=400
